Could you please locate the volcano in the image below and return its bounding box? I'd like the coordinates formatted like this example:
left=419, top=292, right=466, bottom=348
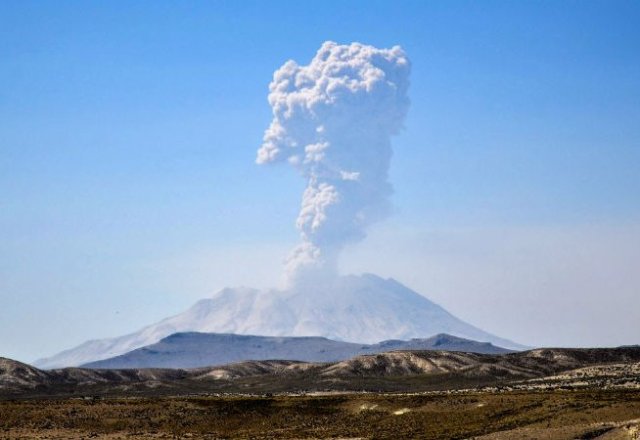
left=35, top=274, right=523, bottom=368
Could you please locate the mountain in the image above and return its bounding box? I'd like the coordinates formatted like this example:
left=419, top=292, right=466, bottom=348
left=81, top=332, right=512, bottom=369
left=5, top=347, right=640, bottom=397
left=0, top=357, right=52, bottom=392
left=0, top=356, right=190, bottom=394
left=35, top=274, right=524, bottom=368
left=308, top=347, right=640, bottom=381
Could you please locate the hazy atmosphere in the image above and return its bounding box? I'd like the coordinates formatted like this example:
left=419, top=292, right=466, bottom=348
left=2, top=1, right=640, bottom=363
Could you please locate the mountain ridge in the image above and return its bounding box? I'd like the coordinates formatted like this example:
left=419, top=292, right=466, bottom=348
left=6, top=346, right=640, bottom=397
left=80, top=332, right=512, bottom=369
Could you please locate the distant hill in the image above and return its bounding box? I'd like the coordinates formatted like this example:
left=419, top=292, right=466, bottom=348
left=81, top=332, right=511, bottom=369
left=4, top=346, right=640, bottom=397
left=35, top=274, right=525, bottom=368
left=0, top=357, right=51, bottom=392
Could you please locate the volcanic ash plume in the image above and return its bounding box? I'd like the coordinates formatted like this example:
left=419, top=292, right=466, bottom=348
left=257, top=41, right=411, bottom=285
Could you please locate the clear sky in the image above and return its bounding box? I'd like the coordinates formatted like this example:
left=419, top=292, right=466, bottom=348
left=1, top=1, right=639, bottom=363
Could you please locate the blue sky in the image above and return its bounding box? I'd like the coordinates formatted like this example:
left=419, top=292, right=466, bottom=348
left=1, top=1, right=639, bottom=362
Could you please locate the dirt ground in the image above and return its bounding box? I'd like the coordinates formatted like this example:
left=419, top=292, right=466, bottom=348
left=1, top=389, right=639, bottom=439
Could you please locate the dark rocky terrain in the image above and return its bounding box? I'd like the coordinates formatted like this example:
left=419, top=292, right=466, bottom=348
left=3, top=346, right=640, bottom=398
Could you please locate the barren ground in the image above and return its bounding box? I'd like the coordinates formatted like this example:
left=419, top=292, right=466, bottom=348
left=2, top=389, right=640, bottom=439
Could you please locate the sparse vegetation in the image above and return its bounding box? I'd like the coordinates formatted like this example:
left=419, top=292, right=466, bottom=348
left=3, top=348, right=640, bottom=438
left=1, top=390, right=640, bottom=439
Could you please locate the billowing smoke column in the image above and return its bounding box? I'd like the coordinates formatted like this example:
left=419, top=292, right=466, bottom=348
left=257, top=41, right=411, bottom=285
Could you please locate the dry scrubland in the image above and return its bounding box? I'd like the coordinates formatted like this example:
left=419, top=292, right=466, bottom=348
left=1, top=390, right=640, bottom=439
left=2, top=348, right=640, bottom=439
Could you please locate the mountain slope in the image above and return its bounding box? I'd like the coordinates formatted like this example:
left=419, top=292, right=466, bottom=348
left=0, top=357, right=52, bottom=391
left=81, top=332, right=512, bottom=369
left=6, top=347, right=640, bottom=396
left=35, top=274, right=524, bottom=368
left=322, top=347, right=640, bottom=379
